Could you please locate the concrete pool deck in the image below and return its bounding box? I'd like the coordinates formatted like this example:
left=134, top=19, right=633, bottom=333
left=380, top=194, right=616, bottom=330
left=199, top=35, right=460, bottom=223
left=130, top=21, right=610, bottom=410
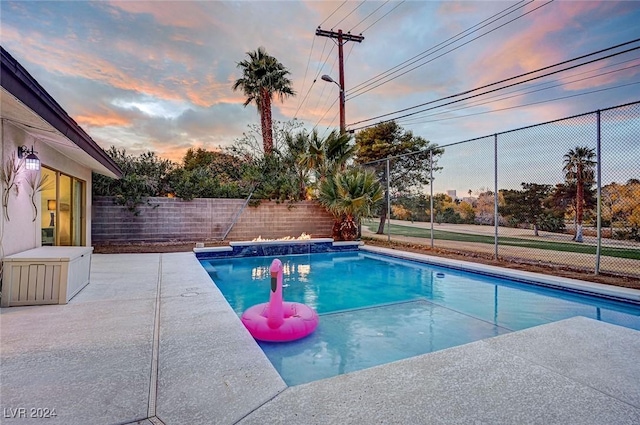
left=1, top=250, right=639, bottom=424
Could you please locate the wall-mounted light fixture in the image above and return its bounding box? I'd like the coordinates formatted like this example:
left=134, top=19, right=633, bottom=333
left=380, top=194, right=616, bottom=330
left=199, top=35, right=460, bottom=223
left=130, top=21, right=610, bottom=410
left=18, top=145, right=41, bottom=171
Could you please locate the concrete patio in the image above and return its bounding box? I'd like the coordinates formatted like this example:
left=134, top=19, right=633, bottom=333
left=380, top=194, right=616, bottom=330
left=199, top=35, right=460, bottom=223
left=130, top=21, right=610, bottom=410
left=1, top=250, right=639, bottom=424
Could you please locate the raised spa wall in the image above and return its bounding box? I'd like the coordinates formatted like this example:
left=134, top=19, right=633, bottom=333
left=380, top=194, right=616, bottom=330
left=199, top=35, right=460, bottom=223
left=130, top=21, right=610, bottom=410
left=193, top=238, right=362, bottom=260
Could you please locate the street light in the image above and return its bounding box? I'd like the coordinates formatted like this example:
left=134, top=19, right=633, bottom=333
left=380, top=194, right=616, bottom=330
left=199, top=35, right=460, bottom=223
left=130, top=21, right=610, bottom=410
left=321, top=74, right=337, bottom=84
left=321, top=74, right=345, bottom=134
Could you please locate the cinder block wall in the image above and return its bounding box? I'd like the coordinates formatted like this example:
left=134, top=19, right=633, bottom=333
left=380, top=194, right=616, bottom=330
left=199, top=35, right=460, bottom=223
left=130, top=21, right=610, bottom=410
left=91, top=197, right=334, bottom=242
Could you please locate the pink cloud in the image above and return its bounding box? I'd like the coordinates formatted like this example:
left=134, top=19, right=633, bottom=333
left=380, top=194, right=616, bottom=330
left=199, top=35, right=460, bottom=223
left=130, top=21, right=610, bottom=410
left=105, top=1, right=214, bottom=29
left=8, top=33, right=183, bottom=102
left=470, top=1, right=610, bottom=87
left=3, top=22, right=238, bottom=111
left=558, top=58, right=640, bottom=92
left=461, top=1, right=631, bottom=123
left=438, top=2, right=478, bottom=16
left=76, top=110, right=132, bottom=127
left=303, top=1, right=349, bottom=26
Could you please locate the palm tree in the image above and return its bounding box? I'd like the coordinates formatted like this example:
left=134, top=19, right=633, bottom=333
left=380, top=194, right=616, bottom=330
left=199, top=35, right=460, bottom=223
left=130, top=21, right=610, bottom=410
left=283, top=131, right=311, bottom=200
left=324, top=130, right=357, bottom=171
left=299, top=129, right=356, bottom=183
left=319, top=167, right=383, bottom=241
left=233, top=47, right=295, bottom=154
left=563, top=146, right=596, bottom=242
left=299, top=130, right=325, bottom=180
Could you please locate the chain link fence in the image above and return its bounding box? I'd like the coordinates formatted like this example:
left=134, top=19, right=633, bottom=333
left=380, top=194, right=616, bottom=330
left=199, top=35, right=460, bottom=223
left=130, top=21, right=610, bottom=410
left=363, top=101, right=640, bottom=279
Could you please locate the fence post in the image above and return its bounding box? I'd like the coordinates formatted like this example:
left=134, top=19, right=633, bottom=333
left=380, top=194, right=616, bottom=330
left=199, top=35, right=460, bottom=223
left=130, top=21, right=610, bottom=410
left=595, top=110, right=602, bottom=275
left=386, top=158, right=391, bottom=243
left=430, top=150, right=434, bottom=248
left=494, top=134, right=499, bottom=260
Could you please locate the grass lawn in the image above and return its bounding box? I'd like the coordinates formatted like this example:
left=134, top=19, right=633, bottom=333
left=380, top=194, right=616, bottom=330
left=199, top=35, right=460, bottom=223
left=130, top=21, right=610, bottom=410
left=364, top=222, right=640, bottom=260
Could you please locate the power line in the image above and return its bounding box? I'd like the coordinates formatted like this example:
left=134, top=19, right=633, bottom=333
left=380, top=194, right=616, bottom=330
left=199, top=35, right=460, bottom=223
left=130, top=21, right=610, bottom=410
left=315, top=28, right=365, bottom=133
left=297, top=0, right=371, bottom=125
left=398, top=57, right=640, bottom=125
left=349, top=0, right=390, bottom=33
left=319, top=1, right=348, bottom=27
left=396, top=81, right=640, bottom=127
left=294, top=35, right=316, bottom=115
left=313, top=55, right=339, bottom=113
left=345, top=42, right=356, bottom=63
left=348, top=38, right=640, bottom=127
left=358, top=99, right=640, bottom=167
left=332, top=0, right=367, bottom=29
left=320, top=110, right=340, bottom=139
left=313, top=97, right=339, bottom=131
left=293, top=41, right=335, bottom=120
left=397, top=61, right=640, bottom=125
left=348, top=0, right=529, bottom=95
left=348, top=0, right=551, bottom=100
left=360, top=0, right=406, bottom=34
left=313, top=37, right=331, bottom=79
left=295, top=7, right=350, bottom=120
left=312, top=45, right=359, bottom=129
left=351, top=44, right=639, bottom=130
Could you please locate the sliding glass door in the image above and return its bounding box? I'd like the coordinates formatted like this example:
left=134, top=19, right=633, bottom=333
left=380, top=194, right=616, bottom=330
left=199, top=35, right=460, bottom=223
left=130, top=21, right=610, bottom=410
left=40, top=167, right=86, bottom=246
left=40, top=168, right=57, bottom=245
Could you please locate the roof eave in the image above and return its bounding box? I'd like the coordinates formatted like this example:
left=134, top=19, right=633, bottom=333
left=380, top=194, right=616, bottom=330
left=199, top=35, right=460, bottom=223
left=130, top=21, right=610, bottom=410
left=0, top=47, right=122, bottom=178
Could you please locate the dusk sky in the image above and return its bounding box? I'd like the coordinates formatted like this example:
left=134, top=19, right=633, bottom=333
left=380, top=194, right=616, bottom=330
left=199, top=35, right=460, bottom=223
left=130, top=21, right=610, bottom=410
left=2, top=1, right=639, bottom=194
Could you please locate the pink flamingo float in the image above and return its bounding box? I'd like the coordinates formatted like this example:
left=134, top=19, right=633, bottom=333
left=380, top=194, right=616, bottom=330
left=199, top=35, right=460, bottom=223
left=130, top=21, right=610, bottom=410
left=241, top=259, right=319, bottom=342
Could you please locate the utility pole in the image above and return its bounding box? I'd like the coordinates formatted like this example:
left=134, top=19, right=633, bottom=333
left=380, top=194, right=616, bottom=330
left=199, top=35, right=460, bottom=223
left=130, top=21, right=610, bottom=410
left=315, top=28, right=364, bottom=134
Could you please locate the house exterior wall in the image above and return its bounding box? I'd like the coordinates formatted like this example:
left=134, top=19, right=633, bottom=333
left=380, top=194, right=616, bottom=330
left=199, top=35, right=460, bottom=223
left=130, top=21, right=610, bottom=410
left=1, top=120, right=36, bottom=256
left=1, top=120, right=93, bottom=257
left=92, top=197, right=335, bottom=242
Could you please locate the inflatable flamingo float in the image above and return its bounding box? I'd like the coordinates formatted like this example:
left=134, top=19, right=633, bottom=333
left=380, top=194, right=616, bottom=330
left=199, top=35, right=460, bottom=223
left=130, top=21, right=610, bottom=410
left=241, top=259, right=319, bottom=342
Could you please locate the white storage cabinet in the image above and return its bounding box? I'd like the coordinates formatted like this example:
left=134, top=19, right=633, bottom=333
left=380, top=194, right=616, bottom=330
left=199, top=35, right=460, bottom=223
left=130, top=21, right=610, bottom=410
left=1, top=246, right=93, bottom=307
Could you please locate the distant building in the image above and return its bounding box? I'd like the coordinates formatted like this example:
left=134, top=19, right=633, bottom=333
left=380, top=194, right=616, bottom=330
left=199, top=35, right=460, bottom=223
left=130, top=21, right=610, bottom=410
left=446, top=190, right=457, bottom=199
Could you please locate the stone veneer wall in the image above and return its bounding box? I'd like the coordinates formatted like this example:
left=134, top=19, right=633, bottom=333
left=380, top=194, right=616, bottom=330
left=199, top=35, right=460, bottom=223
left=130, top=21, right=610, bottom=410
left=91, top=197, right=335, bottom=243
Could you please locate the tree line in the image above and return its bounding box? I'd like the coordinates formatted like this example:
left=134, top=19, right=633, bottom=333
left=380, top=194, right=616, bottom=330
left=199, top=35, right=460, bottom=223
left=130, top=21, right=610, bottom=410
left=92, top=120, right=441, bottom=240
left=391, top=170, right=639, bottom=243
left=93, top=46, right=638, bottom=242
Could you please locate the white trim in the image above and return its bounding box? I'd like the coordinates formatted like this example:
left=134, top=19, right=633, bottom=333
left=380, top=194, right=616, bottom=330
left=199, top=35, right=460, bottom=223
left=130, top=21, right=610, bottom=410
left=229, top=238, right=333, bottom=246
left=332, top=241, right=364, bottom=247
left=193, top=246, right=233, bottom=254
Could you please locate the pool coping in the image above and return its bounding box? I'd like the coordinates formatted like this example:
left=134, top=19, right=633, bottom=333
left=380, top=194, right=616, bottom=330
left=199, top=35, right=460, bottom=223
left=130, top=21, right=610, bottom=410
left=194, top=238, right=363, bottom=259
left=1, top=250, right=639, bottom=425
left=361, top=245, right=640, bottom=304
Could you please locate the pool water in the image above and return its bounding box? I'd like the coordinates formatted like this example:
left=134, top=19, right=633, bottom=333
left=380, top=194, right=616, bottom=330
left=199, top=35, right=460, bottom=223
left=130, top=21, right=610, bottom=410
left=202, top=251, right=640, bottom=386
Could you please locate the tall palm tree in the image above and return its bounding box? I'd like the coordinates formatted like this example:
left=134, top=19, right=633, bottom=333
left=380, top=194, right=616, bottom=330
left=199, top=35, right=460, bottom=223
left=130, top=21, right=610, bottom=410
left=232, top=47, right=295, bottom=154
left=563, top=146, right=596, bottom=242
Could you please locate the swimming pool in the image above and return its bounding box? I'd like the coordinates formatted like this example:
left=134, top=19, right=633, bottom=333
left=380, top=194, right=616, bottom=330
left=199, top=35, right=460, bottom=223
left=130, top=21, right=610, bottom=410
left=202, top=249, right=640, bottom=386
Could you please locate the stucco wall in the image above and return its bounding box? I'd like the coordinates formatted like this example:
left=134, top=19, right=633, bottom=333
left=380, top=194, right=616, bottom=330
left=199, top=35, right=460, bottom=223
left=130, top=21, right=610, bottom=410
left=1, top=120, right=94, bottom=257
left=92, top=197, right=335, bottom=242
left=1, top=120, right=37, bottom=256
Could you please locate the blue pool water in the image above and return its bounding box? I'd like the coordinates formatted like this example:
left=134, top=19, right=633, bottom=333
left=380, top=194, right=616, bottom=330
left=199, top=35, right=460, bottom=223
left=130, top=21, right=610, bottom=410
left=202, top=251, right=640, bottom=386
